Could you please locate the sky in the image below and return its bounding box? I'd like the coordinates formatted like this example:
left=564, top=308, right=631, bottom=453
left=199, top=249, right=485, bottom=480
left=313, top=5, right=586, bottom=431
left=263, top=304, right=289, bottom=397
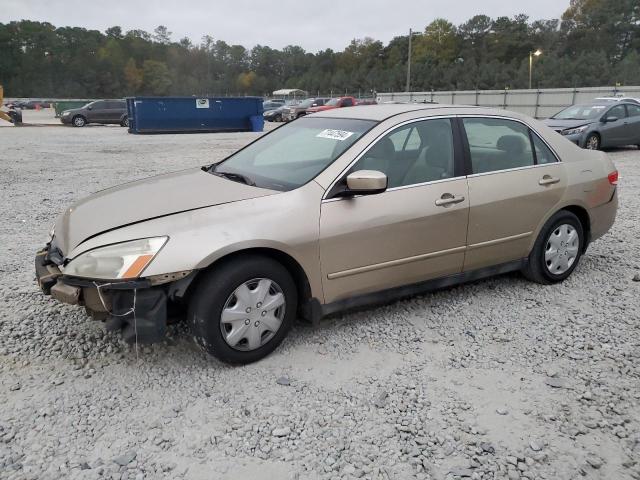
left=2, top=0, right=569, bottom=52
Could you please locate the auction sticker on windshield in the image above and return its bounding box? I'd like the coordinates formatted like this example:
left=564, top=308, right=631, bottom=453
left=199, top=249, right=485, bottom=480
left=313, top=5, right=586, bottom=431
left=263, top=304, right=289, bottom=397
left=316, top=129, right=355, bottom=141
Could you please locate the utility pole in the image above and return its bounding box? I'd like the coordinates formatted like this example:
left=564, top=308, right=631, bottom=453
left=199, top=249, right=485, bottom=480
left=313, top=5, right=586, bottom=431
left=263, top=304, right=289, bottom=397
left=406, top=28, right=412, bottom=93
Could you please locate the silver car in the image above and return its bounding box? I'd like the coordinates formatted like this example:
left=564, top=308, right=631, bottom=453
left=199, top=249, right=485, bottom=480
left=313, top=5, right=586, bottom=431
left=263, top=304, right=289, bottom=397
left=544, top=101, right=640, bottom=150
left=36, top=104, right=618, bottom=364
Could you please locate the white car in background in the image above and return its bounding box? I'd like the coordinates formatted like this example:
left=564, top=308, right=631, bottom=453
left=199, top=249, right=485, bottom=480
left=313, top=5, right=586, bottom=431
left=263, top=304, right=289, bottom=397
left=594, top=96, right=640, bottom=105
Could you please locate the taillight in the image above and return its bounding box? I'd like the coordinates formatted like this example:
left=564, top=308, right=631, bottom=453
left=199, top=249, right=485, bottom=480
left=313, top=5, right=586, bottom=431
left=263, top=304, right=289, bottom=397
left=608, top=171, right=618, bottom=186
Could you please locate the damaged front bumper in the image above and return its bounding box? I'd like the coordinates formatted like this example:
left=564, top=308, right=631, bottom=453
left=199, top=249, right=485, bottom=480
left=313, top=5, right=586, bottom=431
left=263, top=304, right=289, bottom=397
left=35, top=247, right=194, bottom=344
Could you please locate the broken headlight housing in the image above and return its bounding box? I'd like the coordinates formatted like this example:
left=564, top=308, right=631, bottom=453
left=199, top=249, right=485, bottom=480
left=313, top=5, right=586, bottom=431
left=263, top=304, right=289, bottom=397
left=63, top=237, right=168, bottom=280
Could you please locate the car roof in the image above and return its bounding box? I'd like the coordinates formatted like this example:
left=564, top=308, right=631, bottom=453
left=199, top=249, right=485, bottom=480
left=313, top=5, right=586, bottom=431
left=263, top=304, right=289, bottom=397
left=312, top=103, right=483, bottom=121
left=572, top=101, right=633, bottom=108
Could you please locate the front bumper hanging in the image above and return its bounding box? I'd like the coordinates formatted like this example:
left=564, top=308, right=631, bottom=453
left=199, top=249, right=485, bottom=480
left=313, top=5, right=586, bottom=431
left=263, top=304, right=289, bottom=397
left=35, top=247, right=176, bottom=344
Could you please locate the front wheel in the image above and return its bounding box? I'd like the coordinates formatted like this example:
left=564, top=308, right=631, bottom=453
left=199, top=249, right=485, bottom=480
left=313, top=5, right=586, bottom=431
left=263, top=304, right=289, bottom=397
left=522, top=210, right=584, bottom=284
left=585, top=133, right=600, bottom=150
left=188, top=255, right=297, bottom=364
left=120, top=116, right=129, bottom=127
left=72, top=115, right=86, bottom=127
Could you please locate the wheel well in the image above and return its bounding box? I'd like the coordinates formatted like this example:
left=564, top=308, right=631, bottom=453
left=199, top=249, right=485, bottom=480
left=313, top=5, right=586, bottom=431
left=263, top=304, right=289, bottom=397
left=189, top=248, right=312, bottom=311
left=561, top=205, right=591, bottom=251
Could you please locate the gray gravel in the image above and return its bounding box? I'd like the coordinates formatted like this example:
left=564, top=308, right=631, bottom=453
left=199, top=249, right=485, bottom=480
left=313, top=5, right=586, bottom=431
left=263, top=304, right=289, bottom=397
left=1, top=113, right=640, bottom=480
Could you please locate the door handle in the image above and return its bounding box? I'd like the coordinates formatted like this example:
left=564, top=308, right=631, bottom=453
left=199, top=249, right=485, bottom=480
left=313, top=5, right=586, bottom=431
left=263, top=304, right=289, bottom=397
left=539, top=175, right=560, bottom=186
left=435, top=193, right=465, bottom=207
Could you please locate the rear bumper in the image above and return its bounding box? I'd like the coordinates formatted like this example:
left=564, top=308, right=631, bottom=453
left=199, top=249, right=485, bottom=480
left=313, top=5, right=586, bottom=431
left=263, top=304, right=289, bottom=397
left=35, top=247, right=194, bottom=344
left=590, top=188, right=618, bottom=242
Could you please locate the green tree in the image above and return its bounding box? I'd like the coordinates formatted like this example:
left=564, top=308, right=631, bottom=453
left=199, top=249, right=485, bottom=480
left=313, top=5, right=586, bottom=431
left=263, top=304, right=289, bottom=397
left=124, top=58, right=143, bottom=92
left=142, top=59, right=171, bottom=94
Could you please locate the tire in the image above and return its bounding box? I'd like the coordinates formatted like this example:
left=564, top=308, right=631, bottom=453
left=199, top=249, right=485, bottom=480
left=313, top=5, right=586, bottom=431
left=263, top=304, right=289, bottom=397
left=585, top=133, right=600, bottom=150
left=522, top=210, right=584, bottom=284
left=72, top=115, right=86, bottom=127
left=188, top=255, right=297, bottom=364
left=120, top=116, right=129, bottom=127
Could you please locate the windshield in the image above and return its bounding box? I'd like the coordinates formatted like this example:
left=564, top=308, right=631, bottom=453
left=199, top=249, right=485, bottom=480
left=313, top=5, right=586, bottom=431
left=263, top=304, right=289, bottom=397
left=552, top=104, right=607, bottom=120
left=325, top=98, right=340, bottom=107
left=212, top=117, right=376, bottom=191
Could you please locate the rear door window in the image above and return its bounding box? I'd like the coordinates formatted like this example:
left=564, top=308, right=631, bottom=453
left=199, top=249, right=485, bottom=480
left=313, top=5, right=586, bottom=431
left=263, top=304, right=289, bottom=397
left=462, top=118, right=535, bottom=174
left=626, top=104, right=640, bottom=117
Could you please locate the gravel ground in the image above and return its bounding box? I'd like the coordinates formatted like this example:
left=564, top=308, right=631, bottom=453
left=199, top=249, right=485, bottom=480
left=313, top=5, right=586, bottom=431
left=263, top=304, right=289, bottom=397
left=1, top=113, right=639, bottom=480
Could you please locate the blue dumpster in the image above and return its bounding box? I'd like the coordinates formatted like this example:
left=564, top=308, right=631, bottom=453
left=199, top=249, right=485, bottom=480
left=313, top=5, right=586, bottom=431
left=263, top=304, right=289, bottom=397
left=126, top=96, right=264, bottom=134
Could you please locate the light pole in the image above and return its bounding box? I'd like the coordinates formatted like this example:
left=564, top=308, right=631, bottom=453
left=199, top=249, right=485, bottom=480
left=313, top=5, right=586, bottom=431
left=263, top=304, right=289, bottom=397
left=529, top=49, right=542, bottom=89
left=406, top=29, right=422, bottom=93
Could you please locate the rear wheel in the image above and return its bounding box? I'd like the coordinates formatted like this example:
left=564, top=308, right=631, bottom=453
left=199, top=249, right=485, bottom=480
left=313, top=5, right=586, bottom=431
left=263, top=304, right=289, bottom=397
left=585, top=133, right=600, bottom=150
left=522, top=210, right=584, bottom=284
left=72, top=115, right=86, bottom=127
left=188, top=255, right=297, bottom=364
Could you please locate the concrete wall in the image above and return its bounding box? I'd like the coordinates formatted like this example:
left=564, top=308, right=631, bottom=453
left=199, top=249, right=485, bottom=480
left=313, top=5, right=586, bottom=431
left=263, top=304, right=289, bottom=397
left=376, top=86, right=640, bottom=119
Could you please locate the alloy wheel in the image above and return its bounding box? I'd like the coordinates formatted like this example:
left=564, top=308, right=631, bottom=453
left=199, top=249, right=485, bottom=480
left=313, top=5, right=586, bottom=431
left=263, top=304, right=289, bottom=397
left=586, top=135, right=599, bottom=150
left=220, top=278, right=286, bottom=351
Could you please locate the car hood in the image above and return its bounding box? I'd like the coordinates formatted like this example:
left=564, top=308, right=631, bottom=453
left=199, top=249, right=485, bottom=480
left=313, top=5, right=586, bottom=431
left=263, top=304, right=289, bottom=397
left=53, top=167, right=276, bottom=255
left=62, top=108, right=84, bottom=115
left=543, top=118, right=593, bottom=131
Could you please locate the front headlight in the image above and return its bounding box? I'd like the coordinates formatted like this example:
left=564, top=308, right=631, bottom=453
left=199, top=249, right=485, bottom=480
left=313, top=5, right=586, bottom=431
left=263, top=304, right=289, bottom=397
left=62, top=111, right=71, bottom=116
left=62, top=237, right=168, bottom=280
left=562, top=125, right=589, bottom=136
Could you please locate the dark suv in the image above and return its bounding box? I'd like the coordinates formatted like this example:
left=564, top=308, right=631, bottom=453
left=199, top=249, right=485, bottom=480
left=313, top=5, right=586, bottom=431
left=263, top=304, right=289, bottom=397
left=60, top=100, right=128, bottom=127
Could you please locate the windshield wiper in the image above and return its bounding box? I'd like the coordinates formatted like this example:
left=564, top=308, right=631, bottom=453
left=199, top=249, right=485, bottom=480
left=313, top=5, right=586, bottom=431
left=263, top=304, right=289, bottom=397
left=212, top=171, right=256, bottom=186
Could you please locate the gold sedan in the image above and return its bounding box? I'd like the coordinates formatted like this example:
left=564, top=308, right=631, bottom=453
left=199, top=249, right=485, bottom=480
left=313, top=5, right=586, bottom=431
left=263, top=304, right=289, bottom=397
left=36, top=104, right=618, bottom=364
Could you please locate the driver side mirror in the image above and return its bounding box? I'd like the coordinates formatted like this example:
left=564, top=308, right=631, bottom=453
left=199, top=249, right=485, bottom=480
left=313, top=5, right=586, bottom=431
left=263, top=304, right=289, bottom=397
left=87, top=106, right=93, bottom=110
left=603, top=116, right=618, bottom=123
left=343, top=170, right=387, bottom=196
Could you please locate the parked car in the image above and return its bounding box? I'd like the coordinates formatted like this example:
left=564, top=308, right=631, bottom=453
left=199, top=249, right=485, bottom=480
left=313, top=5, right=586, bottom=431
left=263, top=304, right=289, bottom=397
left=36, top=104, right=618, bottom=364
left=263, top=101, right=299, bottom=122
left=263, top=100, right=285, bottom=112
left=282, top=98, right=330, bottom=121
left=544, top=101, right=640, bottom=150
left=60, top=100, right=128, bottom=127
left=7, top=100, right=27, bottom=109
left=21, top=100, right=47, bottom=109
left=306, top=96, right=357, bottom=114
left=594, top=96, right=640, bottom=104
